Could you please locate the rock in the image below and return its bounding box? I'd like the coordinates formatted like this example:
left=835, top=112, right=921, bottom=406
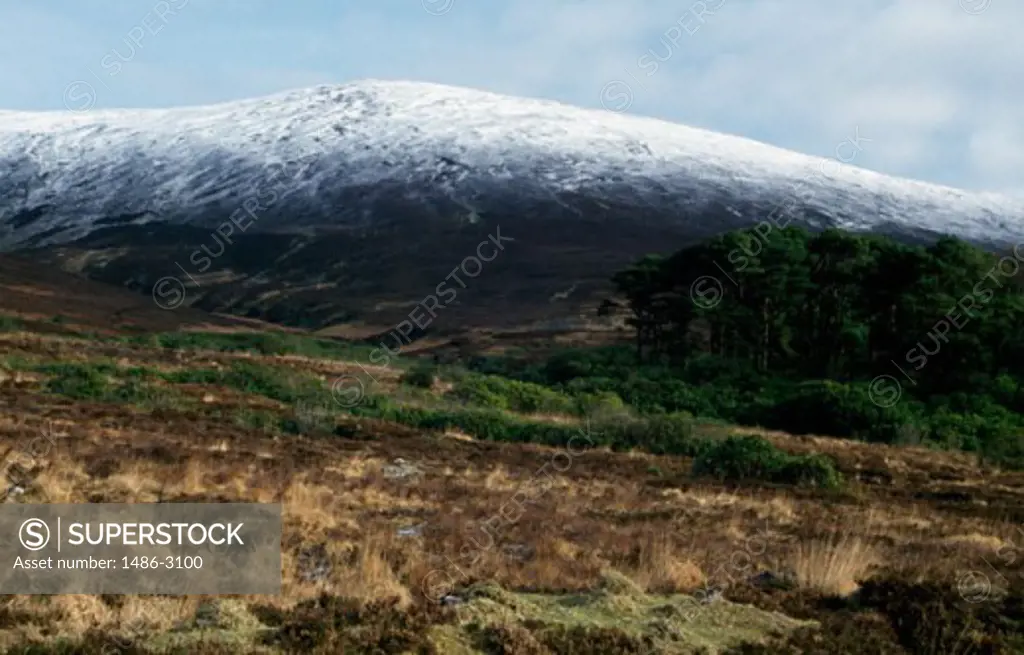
left=2, top=485, right=25, bottom=503
left=697, top=585, right=724, bottom=604
left=396, top=524, right=425, bottom=538
left=382, top=458, right=423, bottom=480
left=747, top=570, right=795, bottom=590
left=297, top=543, right=332, bottom=583
left=193, top=600, right=220, bottom=628
left=501, top=543, right=535, bottom=561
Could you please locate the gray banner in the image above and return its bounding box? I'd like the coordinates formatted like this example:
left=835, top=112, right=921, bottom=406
left=0, top=504, right=281, bottom=594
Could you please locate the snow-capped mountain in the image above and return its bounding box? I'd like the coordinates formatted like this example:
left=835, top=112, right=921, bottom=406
left=1, top=79, right=1023, bottom=250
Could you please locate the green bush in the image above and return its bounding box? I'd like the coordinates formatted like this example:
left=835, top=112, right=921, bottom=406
left=691, top=434, right=784, bottom=480
left=776, top=452, right=844, bottom=489
left=447, top=374, right=576, bottom=415
left=41, top=363, right=114, bottom=400
left=593, top=412, right=703, bottom=456
left=537, top=346, right=639, bottom=384
left=400, top=361, right=438, bottom=389
left=445, top=348, right=1024, bottom=469
left=692, top=435, right=842, bottom=489
left=574, top=390, right=628, bottom=418
left=350, top=396, right=597, bottom=448
left=760, top=380, right=915, bottom=443
left=348, top=395, right=704, bottom=455
left=164, top=361, right=327, bottom=406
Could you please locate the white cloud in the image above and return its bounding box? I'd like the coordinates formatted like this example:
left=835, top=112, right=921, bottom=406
left=0, top=0, right=1019, bottom=194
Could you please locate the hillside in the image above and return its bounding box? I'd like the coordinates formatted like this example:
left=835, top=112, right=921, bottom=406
left=0, top=253, right=278, bottom=335
left=3, top=81, right=1024, bottom=331
left=0, top=261, right=1021, bottom=653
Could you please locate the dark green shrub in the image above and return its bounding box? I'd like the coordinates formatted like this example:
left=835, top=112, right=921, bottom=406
left=762, top=380, right=914, bottom=443
left=692, top=435, right=785, bottom=481
left=350, top=400, right=586, bottom=448
left=447, top=376, right=509, bottom=410
left=400, top=361, right=437, bottom=389
left=692, top=435, right=843, bottom=489
left=574, top=390, right=628, bottom=418
left=776, top=452, right=844, bottom=489
left=42, top=363, right=113, bottom=400
left=594, top=412, right=702, bottom=456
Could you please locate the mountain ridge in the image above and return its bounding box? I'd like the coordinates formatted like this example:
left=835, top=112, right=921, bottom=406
left=2, top=79, right=1023, bottom=251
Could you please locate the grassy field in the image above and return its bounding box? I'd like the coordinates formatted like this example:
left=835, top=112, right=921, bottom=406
left=0, top=315, right=1022, bottom=652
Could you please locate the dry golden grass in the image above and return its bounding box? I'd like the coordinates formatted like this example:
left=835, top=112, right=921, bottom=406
left=281, top=478, right=350, bottom=533
left=0, top=324, right=1022, bottom=651
left=442, top=428, right=476, bottom=442
left=335, top=532, right=413, bottom=608
left=629, top=533, right=705, bottom=593
left=941, top=533, right=1009, bottom=552
left=791, top=530, right=881, bottom=596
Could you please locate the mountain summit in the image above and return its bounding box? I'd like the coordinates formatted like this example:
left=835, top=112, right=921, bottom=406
left=2, top=79, right=1023, bottom=250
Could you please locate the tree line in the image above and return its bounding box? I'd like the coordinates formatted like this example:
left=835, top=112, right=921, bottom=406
left=612, top=226, right=1024, bottom=398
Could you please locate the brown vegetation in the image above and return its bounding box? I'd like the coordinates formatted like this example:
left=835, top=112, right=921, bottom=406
left=0, top=264, right=1021, bottom=651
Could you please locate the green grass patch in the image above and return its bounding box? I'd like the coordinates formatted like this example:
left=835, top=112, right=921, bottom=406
left=445, top=372, right=583, bottom=415
left=0, top=313, right=24, bottom=332
left=162, top=361, right=329, bottom=407
left=348, top=395, right=708, bottom=457
left=122, top=331, right=378, bottom=363
left=438, top=577, right=815, bottom=654
left=37, top=361, right=185, bottom=410
left=231, top=408, right=282, bottom=434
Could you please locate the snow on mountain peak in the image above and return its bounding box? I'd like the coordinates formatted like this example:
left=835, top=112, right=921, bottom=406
left=1, top=79, right=1022, bottom=249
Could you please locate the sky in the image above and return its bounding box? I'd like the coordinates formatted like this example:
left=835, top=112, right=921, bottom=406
left=0, top=0, right=1020, bottom=195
